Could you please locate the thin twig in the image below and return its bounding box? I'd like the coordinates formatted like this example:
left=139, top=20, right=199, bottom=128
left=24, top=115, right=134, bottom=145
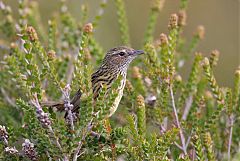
left=159, top=117, right=183, bottom=150
left=67, top=106, right=75, bottom=131
left=158, top=117, right=168, bottom=135
left=185, top=129, right=193, bottom=149
left=3, top=137, right=8, bottom=146
left=46, top=151, right=52, bottom=161
left=48, top=126, right=63, bottom=152
left=174, top=142, right=183, bottom=150
left=73, top=118, right=94, bottom=161
left=159, top=124, right=166, bottom=135
left=170, top=86, right=187, bottom=155
left=181, top=95, right=193, bottom=121
left=227, top=114, right=234, bottom=161
left=48, top=127, right=69, bottom=161
left=192, top=148, right=195, bottom=161
left=63, top=84, right=75, bottom=131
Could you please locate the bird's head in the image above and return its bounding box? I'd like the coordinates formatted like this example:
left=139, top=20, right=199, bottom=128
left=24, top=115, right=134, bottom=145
left=102, top=46, right=144, bottom=71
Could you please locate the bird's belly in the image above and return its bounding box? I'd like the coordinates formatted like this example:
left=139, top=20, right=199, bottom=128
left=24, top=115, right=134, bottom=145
left=108, top=79, right=126, bottom=117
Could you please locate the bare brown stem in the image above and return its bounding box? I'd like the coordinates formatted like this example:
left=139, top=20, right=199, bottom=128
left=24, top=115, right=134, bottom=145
left=170, top=86, right=187, bottom=155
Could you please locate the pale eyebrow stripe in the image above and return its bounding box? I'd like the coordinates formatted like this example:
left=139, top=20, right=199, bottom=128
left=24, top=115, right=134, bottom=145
left=113, top=49, right=126, bottom=55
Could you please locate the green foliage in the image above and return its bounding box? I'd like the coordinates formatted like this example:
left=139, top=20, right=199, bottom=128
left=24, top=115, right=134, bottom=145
left=203, top=132, right=216, bottom=161
left=0, top=0, right=239, bottom=160
left=114, top=0, right=130, bottom=45
left=192, top=131, right=205, bottom=161
left=143, top=0, right=165, bottom=44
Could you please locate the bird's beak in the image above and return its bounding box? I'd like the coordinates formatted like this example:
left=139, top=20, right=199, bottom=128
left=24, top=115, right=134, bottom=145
left=131, top=50, right=145, bottom=56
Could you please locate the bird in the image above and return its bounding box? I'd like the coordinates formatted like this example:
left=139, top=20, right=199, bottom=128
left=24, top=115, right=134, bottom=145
left=43, top=46, right=144, bottom=117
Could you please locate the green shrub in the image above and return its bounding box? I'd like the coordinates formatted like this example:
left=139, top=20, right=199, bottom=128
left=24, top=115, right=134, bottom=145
left=0, top=0, right=239, bottom=160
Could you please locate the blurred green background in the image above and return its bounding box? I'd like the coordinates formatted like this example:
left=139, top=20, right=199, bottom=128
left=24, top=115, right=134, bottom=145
left=4, top=0, right=239, bottom=86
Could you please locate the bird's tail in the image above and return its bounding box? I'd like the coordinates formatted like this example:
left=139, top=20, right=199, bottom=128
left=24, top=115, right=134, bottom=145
left=41, top=89, right=82, bottom=117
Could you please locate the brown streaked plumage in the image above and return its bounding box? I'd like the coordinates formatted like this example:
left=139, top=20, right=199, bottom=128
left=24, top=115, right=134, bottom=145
left=43, top=46, right=144, bottom=117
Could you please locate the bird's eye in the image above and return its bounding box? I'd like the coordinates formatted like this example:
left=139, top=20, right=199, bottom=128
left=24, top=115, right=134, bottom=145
left=118, top=52, right=125, bottom=56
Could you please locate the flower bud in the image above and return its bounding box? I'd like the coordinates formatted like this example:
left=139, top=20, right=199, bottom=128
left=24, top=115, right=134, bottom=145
left=83, top=23, right=93, bottom=34
left=235, top=69, right=240, bottom=76
left=202, top=57, right=210, bottom=67
left=10, top=42, right=17, bottom=49
left=178, top=10, right=187, bottom=27
left=175, top=74, right=182, bottom=82
left=4, top=147, right=19, bottom=155
left=132, top=66, right=142, bottom=79
left=22, top=139, right=38, bottom=161
left=152, top=0, right=165, bottom=11
left=126, top=79, right=133, bottom=93
left=0, top=125, right=8, bottom=144
left=211, top=50, right=219, bottom=57
left=26, top=26, right=38, bottom=42
left=168, top=13, right=178, bottom=29
left=210, top=50, right=220, bottom=67
left=47, top=50, right=56, bottom=61
left=195, top=25, right=205, bottom=39
left=159, top=33, right=168, bottom=46
left=136, top=95, right=145, bottom=107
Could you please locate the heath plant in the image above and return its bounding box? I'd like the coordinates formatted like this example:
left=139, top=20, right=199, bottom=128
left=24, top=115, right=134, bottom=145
left=0, top=0, right=239, bottom=160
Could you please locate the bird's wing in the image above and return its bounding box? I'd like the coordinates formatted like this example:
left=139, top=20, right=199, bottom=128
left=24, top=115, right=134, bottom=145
left=71, top=89, right=82, bottom=113
left=41, top=101, right=65, bottom=111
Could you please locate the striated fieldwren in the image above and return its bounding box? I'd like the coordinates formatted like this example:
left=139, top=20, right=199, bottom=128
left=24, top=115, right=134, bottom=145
left=46, top=46, right=144, bottom=117
left=91, top=46, right=144, bottom=116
